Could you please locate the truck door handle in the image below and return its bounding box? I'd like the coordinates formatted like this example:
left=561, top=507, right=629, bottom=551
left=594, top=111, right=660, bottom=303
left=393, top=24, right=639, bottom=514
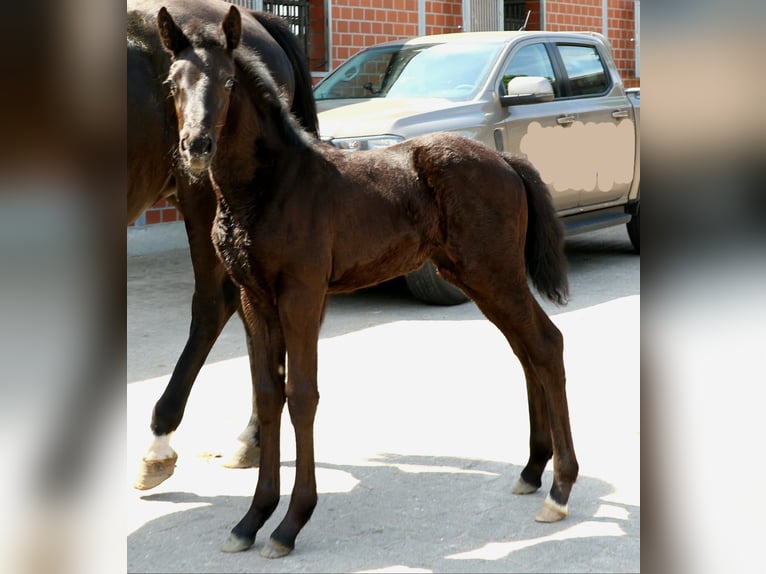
left=556, top=115, right=576, bottom=125
left=611, top=109, right=629, bottom=119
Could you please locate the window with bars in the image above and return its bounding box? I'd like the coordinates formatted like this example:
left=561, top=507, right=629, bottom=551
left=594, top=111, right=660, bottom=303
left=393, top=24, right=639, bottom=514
left=263, top=0, right=310, bottom=57
left=227, top=0, right=311, bottom=62
left=504, top=1, right=529, bottom=31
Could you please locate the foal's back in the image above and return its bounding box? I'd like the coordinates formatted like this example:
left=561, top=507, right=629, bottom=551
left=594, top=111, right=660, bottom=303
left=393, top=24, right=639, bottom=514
left=314, top=133, right=527, bottom=293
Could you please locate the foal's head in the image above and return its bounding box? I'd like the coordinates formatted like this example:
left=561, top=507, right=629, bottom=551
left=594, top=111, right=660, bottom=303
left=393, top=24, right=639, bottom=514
left=157, top=5, right=241, bottom=175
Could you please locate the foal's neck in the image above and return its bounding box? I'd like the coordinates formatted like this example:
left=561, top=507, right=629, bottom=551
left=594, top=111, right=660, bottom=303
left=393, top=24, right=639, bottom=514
left=212, top=83, right=312, bottom=196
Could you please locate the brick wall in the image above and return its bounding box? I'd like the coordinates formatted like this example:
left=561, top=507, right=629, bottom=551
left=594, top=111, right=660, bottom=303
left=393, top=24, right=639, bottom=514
left=424, top=1, right=463, bottom=36
left=133, top=198, right=183, bottom=226
left=330, top=0, right=419, bottom=67
left=308, top=0, right=328, bottom=71
left=523, top=2, right=542, bottom=31
left=328, top=0, right=463, bottom=69
left=543, top=0, right=639, bottom=88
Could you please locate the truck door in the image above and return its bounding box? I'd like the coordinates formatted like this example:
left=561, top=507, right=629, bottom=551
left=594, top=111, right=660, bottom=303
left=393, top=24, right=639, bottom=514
left=497, top=40, right=636, bottom=212
left=551, top=42, right=636, bottom=208
left=497, top=41, right=581, bottom=212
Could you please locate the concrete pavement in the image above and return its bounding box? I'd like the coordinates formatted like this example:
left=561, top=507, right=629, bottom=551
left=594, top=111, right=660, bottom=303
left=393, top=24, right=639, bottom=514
left=127, top=223, right=640, bottom=573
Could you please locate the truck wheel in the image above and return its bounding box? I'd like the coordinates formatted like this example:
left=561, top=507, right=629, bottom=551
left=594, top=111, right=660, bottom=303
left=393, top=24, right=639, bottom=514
left=405, top=261, right=468, bottom=305
left=626, top=202, right=640, bottom=253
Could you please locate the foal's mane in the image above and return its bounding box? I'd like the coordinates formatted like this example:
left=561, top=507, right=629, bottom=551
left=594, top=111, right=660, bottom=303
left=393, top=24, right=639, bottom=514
left=233, top=48, right=314, bottom=150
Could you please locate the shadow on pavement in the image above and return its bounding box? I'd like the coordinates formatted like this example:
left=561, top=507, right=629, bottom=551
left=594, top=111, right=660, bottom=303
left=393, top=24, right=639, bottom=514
left=129, top=454, right=639, bottom=573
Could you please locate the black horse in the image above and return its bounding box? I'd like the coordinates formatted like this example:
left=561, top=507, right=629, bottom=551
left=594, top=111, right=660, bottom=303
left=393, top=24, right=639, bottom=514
left=128, top=0, right=318, bottom=489
left=160, top=5, right=578, bottom=558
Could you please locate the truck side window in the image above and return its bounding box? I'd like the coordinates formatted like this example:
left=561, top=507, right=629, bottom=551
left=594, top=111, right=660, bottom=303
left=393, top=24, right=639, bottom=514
left=313, top=48, right=396, bottom=99
left=501, top=44, right=557, bottom=97
left=557, top=44, right=610, bottom=96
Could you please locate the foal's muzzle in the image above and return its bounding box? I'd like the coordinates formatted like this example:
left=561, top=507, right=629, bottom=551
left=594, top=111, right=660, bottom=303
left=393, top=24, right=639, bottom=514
left=179, top=131, right=215, bottom=173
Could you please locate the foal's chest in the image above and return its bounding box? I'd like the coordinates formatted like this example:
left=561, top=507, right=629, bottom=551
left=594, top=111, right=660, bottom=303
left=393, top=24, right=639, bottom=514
left=211, top=203, right=261, bottom=289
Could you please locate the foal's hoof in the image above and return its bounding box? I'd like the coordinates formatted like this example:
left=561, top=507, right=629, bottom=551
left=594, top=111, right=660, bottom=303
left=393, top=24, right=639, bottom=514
left=511, top=477, right=540, bottom=495
left=221, top=533, right=254, bottom=553
left=259, top=538, right=293, bottom=559
left=223, top=442, right=260, bottom=469
left=133, top=452, right=178, bottom=490
left=535, top=495, right=568, bottom=523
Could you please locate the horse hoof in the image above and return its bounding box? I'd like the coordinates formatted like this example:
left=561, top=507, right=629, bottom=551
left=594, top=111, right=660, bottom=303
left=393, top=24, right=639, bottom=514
left=511, top=477, right=539, bottom=495
left=259, top=538, right=293, bottom=559
left=223, top=442, right=260, bottom=469
left=221, top=533, right=254, bottom=553
left=535, top=495, right=568, bottom=523
left=133, top=452, right=178, bottom=490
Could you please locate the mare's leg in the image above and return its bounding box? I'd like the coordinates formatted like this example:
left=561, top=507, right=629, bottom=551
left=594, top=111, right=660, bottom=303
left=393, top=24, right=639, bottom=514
left=223, top=293, right=287, bottom=553
left=260, top=289, right=325, bottom=558
left=135, top=182, right=257, bottom=489
left=224, top=305, right=262, bottom=468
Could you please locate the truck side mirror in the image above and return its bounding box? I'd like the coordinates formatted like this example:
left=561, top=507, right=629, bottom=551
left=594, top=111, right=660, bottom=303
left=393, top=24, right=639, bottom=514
left=500, top=76, right=554, bottom=106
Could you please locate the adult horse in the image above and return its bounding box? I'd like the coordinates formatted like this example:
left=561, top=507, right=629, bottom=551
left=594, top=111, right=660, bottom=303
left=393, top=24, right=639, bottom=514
left=159, top=5, right=578, bottom=558
left=128, top=0, right=318, bottom=489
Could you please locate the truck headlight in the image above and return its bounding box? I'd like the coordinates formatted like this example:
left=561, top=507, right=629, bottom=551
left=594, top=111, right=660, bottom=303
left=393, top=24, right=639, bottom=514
left=330, top=135, right=404, bottom=151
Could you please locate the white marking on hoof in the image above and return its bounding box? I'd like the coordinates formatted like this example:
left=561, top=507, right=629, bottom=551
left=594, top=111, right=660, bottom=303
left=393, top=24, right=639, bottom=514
left=221, top=533, right=254, bottom=553
left=223, top=440, right=261, bottom=468
left=535, top=494, right=568, bottom=522
left=144, top=433, right=175, bottom=460
left=511, top=477, right=539, bottom=495
left=134, top=451, right=178, bottom=490
left=259, top=538, right=292, bottom=559
left=134, top=434, right=178, bottom=490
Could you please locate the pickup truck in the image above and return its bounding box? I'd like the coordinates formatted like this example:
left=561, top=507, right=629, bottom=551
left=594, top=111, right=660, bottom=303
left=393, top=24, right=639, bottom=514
left=314, top=31, right=640, bottom=304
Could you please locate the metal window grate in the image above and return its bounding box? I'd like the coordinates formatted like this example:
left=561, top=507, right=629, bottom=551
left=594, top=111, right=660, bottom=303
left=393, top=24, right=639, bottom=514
left=226, top=0, right=310, bottom=58
left=504, top=1, right=529, bottom=31
left=227, top=0, right=256, bottom=8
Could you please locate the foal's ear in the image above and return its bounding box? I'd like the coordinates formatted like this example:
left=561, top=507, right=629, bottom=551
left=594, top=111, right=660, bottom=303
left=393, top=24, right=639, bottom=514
left=222, top=5, right=241, bottom=52
left=157, top=7, right=189, bottom=55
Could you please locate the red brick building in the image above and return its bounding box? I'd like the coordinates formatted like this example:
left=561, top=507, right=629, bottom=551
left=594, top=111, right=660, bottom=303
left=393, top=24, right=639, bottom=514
left=134, top=0, right=639, bottom=227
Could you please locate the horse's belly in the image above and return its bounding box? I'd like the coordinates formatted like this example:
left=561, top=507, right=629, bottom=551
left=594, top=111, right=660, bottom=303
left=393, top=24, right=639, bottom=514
left=329, top=236, right=428, bottom=293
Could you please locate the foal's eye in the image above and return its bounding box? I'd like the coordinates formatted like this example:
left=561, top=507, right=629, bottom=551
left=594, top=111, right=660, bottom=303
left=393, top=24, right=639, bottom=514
left=164, top=79, right=177, bottom=95
left=225, top=77, right=236, bottom=91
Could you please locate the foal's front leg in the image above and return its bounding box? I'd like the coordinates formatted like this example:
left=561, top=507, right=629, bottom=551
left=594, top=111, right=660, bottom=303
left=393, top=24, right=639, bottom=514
left=261, top=289, right=325, bottom=558
left=222, top=294, right=286, bottom=553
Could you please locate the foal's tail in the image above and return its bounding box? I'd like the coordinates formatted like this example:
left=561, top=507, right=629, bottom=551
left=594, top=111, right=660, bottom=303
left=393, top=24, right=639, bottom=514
left=249, top=10, right=319, bottom=136
left=503, top=154, right=569, bottom=305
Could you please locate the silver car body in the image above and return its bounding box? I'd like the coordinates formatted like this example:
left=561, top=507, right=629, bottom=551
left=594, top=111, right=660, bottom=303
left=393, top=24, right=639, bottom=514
left=314, top=31, right=640, bottom=303
left=316, top=31, right=640, bottom=225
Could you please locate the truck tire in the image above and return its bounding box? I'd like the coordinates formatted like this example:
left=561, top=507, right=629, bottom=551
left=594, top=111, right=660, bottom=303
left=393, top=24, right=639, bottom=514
left=626, top=202, right=640, bottom=253
left=405, top=261, right=468, bottom=305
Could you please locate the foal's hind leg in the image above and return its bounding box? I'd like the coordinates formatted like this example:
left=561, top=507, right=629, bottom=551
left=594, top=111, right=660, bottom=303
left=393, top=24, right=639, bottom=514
left=511, top=372, right=553, bottom=496
left=468, top=286, right=578, bottom=521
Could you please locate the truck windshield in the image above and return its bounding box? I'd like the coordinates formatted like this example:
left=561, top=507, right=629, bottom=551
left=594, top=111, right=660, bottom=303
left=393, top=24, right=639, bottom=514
left=314, top=41, right=505, bottom=101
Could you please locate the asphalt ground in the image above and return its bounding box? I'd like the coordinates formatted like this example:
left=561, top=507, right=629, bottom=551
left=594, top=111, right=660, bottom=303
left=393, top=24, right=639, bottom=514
left=127, top=224, right=640, bottom=573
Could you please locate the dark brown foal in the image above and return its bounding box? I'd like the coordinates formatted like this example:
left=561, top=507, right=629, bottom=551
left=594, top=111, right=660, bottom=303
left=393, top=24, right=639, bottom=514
left=159, top=5, right=578, bottom=558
